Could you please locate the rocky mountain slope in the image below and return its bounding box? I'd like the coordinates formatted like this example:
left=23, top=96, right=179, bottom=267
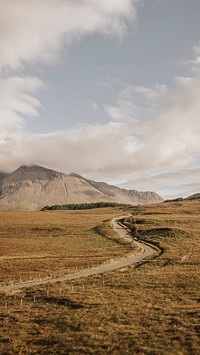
left=0, top=165, right=163, bottom=211
left=70, top=173, right=162, bottom=205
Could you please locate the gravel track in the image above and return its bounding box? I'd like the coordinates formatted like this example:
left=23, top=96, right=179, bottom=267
left=0, top=216, right=157, bottom=292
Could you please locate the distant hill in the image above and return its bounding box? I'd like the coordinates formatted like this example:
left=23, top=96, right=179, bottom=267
left=185, top=193, right=200, bottom=200
left=0, top=172, right=8, bottom=181
left=0, top=165, right=163, bottom=211
left=165, top=193, right=200, bottom=203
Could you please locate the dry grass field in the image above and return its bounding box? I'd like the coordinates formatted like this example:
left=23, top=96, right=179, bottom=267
left=0, top=201, right=200, bottom=354
left=0, top=208, right=130, bottom=284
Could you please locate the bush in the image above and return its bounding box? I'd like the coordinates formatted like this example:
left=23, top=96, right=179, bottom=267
left=129, top=223, right=139, bottom=238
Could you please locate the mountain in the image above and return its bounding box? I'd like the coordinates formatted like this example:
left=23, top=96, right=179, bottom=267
left=0, top=165, right=163, bottom=211
left=69, top=173, right=162, bottom=205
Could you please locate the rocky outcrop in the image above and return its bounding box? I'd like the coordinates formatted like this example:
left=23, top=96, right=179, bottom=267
left=0, top=165, right=163, bottom=210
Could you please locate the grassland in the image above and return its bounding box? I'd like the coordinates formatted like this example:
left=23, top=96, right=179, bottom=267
left=0, top=201, right=200, bottom=354
left=0, top=208, right=130, bottom=284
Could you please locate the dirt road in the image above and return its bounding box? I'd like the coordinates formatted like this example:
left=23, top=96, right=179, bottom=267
left=0, top=216, right=157, bottom=292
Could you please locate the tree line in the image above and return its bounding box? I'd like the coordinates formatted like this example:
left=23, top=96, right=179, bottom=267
left=41, top=202, right=126, bottom=211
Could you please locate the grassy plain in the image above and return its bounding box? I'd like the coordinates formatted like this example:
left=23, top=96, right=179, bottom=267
left=0, top=201, right=200, bottom=354
left=0, top=208, right=130, bottom=284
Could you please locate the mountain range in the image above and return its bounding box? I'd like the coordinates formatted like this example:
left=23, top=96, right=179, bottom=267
left=0, top=165, right=163, bottom=211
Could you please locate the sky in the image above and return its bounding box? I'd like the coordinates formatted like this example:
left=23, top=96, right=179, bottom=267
left=0, top=0, right=200, bottom=199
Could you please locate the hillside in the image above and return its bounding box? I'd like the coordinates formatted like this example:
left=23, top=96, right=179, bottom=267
left=0, top=172, right=8, bottom=181
left=165, top=193, right=200, bottom=202
left=0, top=201, right=199, bottom=354
left=0, top=165, right=163, bottom=211
left=70, top=173, right=162, bottom=205
left=185, top=193, right=200, bottom=200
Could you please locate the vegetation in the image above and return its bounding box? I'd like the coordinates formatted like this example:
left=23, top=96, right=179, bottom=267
left=186, top=193, right=200, bottom=201
left=165, top=197, right=184, bottom=202
left=0, top=208, right=130, bottom=284
left=0, top=201, right=200, bottom=354
left=41, top=201, right=127, bottom=211
left=165, top=193, right=200, bottom=202
left=121, top=216, right=139, bottom=238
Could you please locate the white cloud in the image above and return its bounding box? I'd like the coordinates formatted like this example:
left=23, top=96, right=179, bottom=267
left=0, top=0, right=137, bottom=71
left=0, top=1, right=200, bottom=200
left=105, top=84, right=168, bottom=122
left=91, top=101, right=98, bottom=110
left=0, top=0, right=140, bottom=153
left=146, top=77, right=200, bottom=166
left=193, top=43, right=200, bottom=66
left=0, top=121, right=140, bottom=176
left=1, top=74, right=200, bottom=190
left=105, top=76, right=200, bottom=172
left=0, top=76, right=43, bottom=138
left=0, top=0, right=140, bottom=170
left=121, top=166, right=200, bottom=199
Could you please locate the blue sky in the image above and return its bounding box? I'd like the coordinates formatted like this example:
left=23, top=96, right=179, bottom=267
left=1, top=0, right=200, bottom=198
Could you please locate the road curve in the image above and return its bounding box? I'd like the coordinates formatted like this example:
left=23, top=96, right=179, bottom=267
left=0, top=217, right=157, bottom=292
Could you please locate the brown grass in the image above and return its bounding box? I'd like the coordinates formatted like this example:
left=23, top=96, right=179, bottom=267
left=0, top=208, right=130, bottom=284
left=0, top=201, right=200, bottom=354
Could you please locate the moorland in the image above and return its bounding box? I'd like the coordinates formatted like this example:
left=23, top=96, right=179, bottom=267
left=0, top=201, right=200, bottom=354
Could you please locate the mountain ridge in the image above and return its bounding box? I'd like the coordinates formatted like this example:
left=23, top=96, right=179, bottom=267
left=0, top=165, right=163, bottom=211
left=69, top=172, right=161, bottom=204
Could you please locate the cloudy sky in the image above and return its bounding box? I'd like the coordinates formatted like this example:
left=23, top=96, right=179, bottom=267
left=0, top=0, right=200, bottom=198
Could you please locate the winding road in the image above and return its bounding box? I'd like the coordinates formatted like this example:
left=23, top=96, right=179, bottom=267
left=0, top=216, right=157, bottom=292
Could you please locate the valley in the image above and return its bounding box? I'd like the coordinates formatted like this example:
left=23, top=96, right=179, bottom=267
left=0, top=201, right=200, bottom=354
